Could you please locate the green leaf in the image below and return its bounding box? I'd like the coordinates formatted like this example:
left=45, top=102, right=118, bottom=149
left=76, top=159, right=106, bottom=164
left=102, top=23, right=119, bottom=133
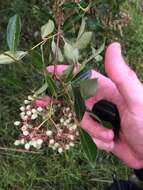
left=77, top=17, right=87, bottom=40
left=29, top=50, right=43, bottom=71
left=64, top=42, right=79, bottom=63
left=41, top=19, right=55, bottom=39
left=46, top=74, right=58, bottom=97
left=80, top=79, right=97, bottom=100
left=75, top=32, right=92, bottom=50
left=79, top=128, right=97, bottom=168
left=7, top=14, right=21, bottom=52
left=72, top=68, right=92, bottom=85
left=0, top=51, right=27, bottom=64
left=35, top=83, right=48, bottom=96
left=51, top=39, right=64, bottom=62
left=91, top=41, right=105, bottom=59
left=72, top=85, right=86, bottom=121
left=62, top=65, right=74, bottom=83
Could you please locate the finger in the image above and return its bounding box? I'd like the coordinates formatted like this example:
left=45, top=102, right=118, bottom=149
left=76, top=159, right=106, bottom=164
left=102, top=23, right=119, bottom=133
left=93, top=138, right=114, bottom=152
left=34, top=96, right=51, bottom=108
left=47, top=65, right=68, bottom=76
left=105, top=42, right=143, bottom=109
left=81, top=112, right=114, bottom=142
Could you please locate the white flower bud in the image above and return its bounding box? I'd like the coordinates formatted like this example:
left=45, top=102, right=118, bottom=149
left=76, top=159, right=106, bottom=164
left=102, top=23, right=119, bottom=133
left=36, top=139, right=43, bottom=145
left=14, top=140, right=20, bottom=146
left=25, top=143, right=30, bottom=150
left=66, top=107, right=70, bottom=112
left=32, top=109, right=37, bottom=114
left=31, top=114, right=37, bottom=120
left=24, top=100, right=30, bottom=104
left=37, top=107, right=43, bottom=112
left=54, top=142, right=59, bottom=148
left=72, top=124, right=77, bottom=130
left=58, top=147, right=63, bottom=153
left=28, top=95, right=33, bottom=100
left=68, top=113, right=72, bottom=118
left=69, top=135, right=74, bottom=140
left=23, top=130, right=29, bottom=136
left=20, top=112, right=25, bottom=117
left=76, top=131, right=79, bottom=136
left=63, top=122, right=67, bottom=126
left=20, top=106, right=25, bottom=111
left=60, top=118, right=64, bottom=123
left=69, top=142, right=75, bottom=147
left=20, top=139, right=25, bottom=144
left=30, top=140, right=37, bottom=148
left=57, top=103, right=61, bottom=107
left=26, top=105, right=31, bottom=110
left=21, top=125, right=27, bottom=131
left=46, top=130, right=53, bottom=136
left=49, top=139, right=54, bottom=145
left=35, top=144, right=41, bottom=150
left=23, top=115, right=28, bottom=120
left=14, top=121, right=21, bottom=126
left=65, top=144, right=70, bottom=150
left=26, top=111, right=32, bottom=116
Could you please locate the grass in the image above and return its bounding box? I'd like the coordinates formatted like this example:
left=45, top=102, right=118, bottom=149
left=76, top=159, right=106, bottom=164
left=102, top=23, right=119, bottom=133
left=0, top=1, right=143, bottom=189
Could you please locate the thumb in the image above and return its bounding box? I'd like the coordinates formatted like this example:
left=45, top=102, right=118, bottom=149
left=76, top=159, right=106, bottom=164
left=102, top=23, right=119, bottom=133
left=105, top=42, right=143, bottom=108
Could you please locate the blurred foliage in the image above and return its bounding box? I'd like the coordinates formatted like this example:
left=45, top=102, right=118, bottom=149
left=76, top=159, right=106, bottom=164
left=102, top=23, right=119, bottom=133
left=0, top=0, right=143, bottom=189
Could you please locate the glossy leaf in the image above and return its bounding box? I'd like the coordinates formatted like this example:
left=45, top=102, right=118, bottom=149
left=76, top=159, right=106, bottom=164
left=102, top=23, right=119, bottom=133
left=29, top=50, right=43, bottom=71
left=62, top=65, right=74, bottom=83
left=0, top=51, right=27, bottom=64
left=72, top=68, right=92, bottom=85
left=80, top=79, right=97, bottom=100
left=64, top=42, right=79, bottom=63
left=51, top=39, right=64, bottom=62
left=77, top=17, right=87, bottom=40
left=35, top=83, right=48, bottom=96
left=7, top=14, right=21, bottom=52
left=72, top=85, right=86, bottom=121
left=46, top=74, right=58, bottom=97
left=80, top=128, right=97, bottom=168
left=75, top=32, right=92, bottom=50
left=41, top=19, right=55, bottom=39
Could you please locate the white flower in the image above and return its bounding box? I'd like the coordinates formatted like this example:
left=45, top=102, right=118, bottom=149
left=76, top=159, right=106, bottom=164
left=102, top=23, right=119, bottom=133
left=26, top=111, right=32, bottom=116
left=20, top=106, right=25, bottom=111
left=76, top=131, right=79, bottom=136
left=14, top=121, right=21, bottom=126
left=24, top=100, right=30, bottom=104
left=30, top=140, right=37, bottom=148
left=31, top=114, right=38, bottom=120
left=14, top=140, right=20, bottom=146
left=49, top=139, right=54, bottom=145
left=46, top=130, right=53, bottom=136
left=63, top=122, right=67, bottom=126
left=20, top=112, right=25, bottom=117
left=23, top=130, right=29, bottom=136
left=36, top=139, right=43, bottom=145
left=58, top=147, right=63, bottom=153
left=37, top=107, right=43, bottom=112
left=25, top=143, right=30, bottom=150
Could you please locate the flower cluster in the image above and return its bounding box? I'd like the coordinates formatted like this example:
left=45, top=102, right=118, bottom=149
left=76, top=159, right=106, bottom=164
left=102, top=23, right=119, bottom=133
left=14, top=95, right=79, bottom=153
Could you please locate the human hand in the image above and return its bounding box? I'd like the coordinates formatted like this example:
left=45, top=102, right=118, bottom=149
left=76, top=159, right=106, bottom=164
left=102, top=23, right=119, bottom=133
left=38, top=42, right=143, bottom=169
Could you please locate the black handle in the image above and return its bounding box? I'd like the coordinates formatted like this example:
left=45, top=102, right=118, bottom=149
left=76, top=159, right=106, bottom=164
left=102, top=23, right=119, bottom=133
left=91, top=99, right=120, bottom=137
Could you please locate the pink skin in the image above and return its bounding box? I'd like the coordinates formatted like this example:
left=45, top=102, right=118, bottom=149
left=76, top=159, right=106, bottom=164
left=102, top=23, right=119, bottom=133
left=38, top=42, right=143, bottom=169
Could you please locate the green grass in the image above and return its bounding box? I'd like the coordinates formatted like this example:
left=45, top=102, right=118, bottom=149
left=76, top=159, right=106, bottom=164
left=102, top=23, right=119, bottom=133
left=0, top=1, right=143, bottom=189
